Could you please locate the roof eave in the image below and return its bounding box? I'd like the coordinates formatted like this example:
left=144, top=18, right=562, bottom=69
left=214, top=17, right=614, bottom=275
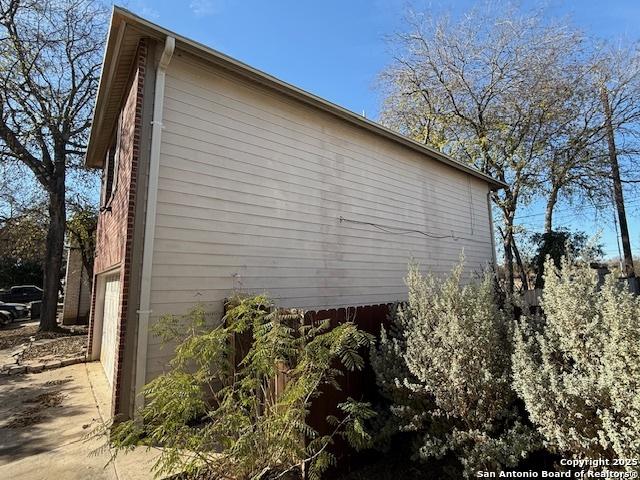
left=85, top=6, right=506, bottom=190
left=84, top=9, right=122, bottom=168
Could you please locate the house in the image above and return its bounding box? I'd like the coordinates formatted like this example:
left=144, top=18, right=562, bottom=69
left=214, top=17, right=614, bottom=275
left=85, top=7, right=504, bottom=418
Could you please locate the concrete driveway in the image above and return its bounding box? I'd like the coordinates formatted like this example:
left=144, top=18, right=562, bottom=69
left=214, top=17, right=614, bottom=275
left=0, top=362, right=158, bottom=480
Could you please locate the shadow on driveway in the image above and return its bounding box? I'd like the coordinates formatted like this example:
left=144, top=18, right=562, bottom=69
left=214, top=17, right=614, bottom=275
left=0, top=363, right=160, bottom=480
left=0, top=364, right=114, bottom=479
left=0, top=366, right=94, bottom=460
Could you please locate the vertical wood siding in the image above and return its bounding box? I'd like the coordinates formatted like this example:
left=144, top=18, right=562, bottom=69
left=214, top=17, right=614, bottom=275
left=146, top=52, right=495, bottom=379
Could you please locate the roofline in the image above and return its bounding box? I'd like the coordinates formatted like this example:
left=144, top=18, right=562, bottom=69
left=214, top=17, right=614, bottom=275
left=85, top=6, right=506, bottom=190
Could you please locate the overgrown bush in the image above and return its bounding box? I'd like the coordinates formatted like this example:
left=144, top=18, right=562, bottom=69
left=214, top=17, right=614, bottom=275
left=513, top=258, right=640, bottom=466
left=108, top=295, right=375, bottom=480
left=370, top=262, right=538, bottom=478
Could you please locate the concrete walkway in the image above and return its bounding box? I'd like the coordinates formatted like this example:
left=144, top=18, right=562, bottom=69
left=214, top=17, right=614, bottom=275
left=0, top=362, right=159, bottom=480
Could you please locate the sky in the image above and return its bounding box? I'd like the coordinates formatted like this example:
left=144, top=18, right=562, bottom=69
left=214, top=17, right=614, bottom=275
left=121, top=0, right=640, bottom=261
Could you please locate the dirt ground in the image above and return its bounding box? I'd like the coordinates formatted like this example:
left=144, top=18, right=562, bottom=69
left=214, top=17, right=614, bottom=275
left=0, top=320, right=87, bottom=359
left=22, top=336, right=87, bottom=361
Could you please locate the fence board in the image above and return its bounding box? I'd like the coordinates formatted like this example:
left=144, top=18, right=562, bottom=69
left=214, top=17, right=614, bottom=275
left=303, top=304, right=391, bottom=458
left=225, top=300, right=392, bottom=467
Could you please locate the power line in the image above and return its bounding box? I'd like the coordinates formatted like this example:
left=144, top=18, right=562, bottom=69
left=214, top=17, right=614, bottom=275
left=515, top=195, right=640, bottom=220
left=511, top=200, right=640, bottom=231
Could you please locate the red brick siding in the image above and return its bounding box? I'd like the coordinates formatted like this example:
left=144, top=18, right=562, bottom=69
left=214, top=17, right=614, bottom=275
left=88, top=39, right=147, bottom=416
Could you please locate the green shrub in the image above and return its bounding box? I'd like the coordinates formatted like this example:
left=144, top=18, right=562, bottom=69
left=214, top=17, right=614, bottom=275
left=513, top=258, right=640, bottom=467
left=370, top=262, right=538, bottom=478
left=528, top=229, right=602, bottom=289
left=108, top=295, right=375, bottom=480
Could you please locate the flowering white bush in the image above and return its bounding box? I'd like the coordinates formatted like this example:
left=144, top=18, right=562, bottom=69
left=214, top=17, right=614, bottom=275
left=371, top=262, right=538, bottom=477
left=513, top=258, right=640, bottom=466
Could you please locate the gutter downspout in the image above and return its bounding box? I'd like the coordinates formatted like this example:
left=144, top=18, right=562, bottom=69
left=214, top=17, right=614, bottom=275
left=487, top=191, right=497, bottom=267
left=135, top=35, right=175, bottom=415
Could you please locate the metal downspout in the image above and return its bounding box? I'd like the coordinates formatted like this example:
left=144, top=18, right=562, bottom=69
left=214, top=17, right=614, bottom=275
left=134, top=35, right=175, bottom=416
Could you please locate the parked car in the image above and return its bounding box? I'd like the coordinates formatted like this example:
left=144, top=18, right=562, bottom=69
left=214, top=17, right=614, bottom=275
left=0, top=285, right=43, bottom=304
left=0, top=302, right=29, bottom=320
left=0, top=310, right=11, bottom=326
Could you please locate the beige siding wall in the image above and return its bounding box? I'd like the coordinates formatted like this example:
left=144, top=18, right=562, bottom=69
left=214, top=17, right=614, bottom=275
left=146, top=52, right=494, bottom=379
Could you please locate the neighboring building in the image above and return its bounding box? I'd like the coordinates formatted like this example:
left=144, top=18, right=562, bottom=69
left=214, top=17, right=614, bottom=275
left=62, top=244, right=92, bottom=324
left=85, top=7, right=504, bottom=418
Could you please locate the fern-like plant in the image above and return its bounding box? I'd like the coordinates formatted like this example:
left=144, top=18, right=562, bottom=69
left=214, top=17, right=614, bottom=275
left=108, top=295, right=375, bottom=480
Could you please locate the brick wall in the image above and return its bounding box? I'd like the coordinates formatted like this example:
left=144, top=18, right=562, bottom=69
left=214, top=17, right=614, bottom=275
left=87, top=39, right=147, bottom=416
left=92, top=44, right=146, bottom=277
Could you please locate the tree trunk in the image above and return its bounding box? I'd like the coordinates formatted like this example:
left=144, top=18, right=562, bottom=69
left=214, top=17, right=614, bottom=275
left=601, top=87, right=636, bottom=278
left=40, top=169, right=66, bottom=332
left=511, top=233, right=529, bottom=291
left=79, top=245, right=94, bottom=283
left=544, top=185, right=559, bottom=234
left=501, top=227, right=515, bottom=295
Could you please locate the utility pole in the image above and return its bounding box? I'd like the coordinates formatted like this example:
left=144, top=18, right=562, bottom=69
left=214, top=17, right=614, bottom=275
left=601, top=87, right=636, bottom=279
left=612, top=206, right=624, bottom=272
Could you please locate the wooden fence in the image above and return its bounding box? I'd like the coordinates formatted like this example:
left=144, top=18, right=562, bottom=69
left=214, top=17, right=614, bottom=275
left=522, top=289, right=542, bottom=308
left=227, top=301, right=392, bottom=461
left=302, top=304, right=391, bottom=440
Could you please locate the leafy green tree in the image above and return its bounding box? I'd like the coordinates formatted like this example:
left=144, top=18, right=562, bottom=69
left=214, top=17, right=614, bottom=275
left=0, top=210, right=47, bottom=288
left=371, top=262, right=538, bottom=478
left=66, top=200, right=97, bottom=281
left=108, top=295, right=375, bottom=480
left=529, top=229, right=602, bottom=289
left=513, top=258, right=640, bottom=468
left=378, top=4, right=613, bottom=294
left=0, top=257, right=42, bottom=289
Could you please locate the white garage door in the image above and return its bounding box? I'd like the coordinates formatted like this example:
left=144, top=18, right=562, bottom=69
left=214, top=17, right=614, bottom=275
left=100, top=273, right=121, bottom=386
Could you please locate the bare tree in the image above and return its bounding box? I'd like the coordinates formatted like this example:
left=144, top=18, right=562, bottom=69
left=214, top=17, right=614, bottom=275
left=379, top=5, right=585, bottom=293
left=0, top=0, right=105, bottom=330
left=593, top=44, right=640, bottom=279
left=0, top=162, right=46, bottom=223
left=538, top=42, right=640, bottom=243
left=538, top=62, right=609, bottom=233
